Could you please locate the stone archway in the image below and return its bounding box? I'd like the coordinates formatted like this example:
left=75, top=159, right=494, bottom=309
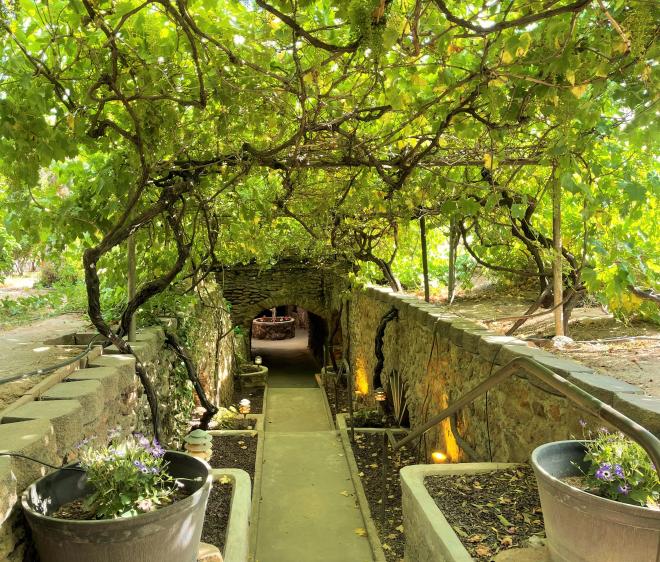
left=217, top=260, right=350, bottom=359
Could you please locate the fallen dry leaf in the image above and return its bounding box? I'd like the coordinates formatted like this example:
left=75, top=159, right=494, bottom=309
left=474, top=545, right=491, bottom=558
left=354, top=528, right=367, bottom=537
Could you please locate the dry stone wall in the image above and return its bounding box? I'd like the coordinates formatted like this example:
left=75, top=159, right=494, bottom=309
left=348, top=286, right=660, bottom=464
left=0, top=302, right=236, bottom=561
left=217, top=260, right=350, bottom=357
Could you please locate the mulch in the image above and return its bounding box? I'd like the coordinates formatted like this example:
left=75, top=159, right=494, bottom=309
left=350, top=432, right=418, bottom=562
left=425, top=465, right=544, bottom=559
left=323, top=378, right=350, bottom=418
left=201, top=433, right=258, bottom=553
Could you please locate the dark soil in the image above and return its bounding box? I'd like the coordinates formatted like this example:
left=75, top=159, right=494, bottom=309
left=350, top=432, right=418, bottom=562
left=232, top=385, right=264, bottom=414
left=201, top=434, right=257, bottom=552
left=52, top=498, right=94, bottom=520
left=323, top=378, right=350, bottom=418
left=425, top=466, right=544, bottom=559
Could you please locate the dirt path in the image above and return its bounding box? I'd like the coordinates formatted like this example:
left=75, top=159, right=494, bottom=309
left=0, top=314, right=90, bottom=381
left=411, top=288, right=660, bottom=397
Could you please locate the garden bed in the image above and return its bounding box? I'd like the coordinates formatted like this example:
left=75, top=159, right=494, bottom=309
left=202, top=434, right=257, bottom=552
left=425, top=465, right=545, bottom=559
left=350, top=432, right=418, bottom=562
left=232, top=386, right=264, bottom=414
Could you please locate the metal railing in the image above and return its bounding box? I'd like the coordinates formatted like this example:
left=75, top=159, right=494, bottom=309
left=378, top=355, right=660, bottom=518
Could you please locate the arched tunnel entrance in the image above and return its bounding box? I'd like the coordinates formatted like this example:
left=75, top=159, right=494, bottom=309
left=249, top=305, right=331, bottom=368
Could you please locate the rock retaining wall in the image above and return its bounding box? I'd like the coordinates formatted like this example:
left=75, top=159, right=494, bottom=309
left=347, top=287, right=660, bottom=464
left=0, top=304, right=236, bottom=561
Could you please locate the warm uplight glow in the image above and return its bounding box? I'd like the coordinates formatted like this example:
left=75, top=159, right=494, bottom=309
left=254, top=355, right=263, bottom=366
left=355, top=356, right=369, bottom=395
left=374, top=387, right=386, bottom=402
left=432, top=451, right=448, bottom=464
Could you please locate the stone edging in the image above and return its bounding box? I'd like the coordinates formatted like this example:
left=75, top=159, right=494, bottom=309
left=336, top=413, right=388, bottom=562
left=315, top=373, right=337, bottom=429
left=363, top=286, right=660, bottom=435
left=210, top=468, right=252, bottom=562
left=248, top=384, right=267, bottom=562
left=400, top=463, right=518, bottom=562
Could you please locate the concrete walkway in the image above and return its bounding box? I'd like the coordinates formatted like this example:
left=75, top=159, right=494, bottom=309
left=253, top=333, right=374, bottom=562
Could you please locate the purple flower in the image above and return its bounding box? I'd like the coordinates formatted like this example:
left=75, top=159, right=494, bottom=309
left=599, top=427, right=610, bottom=434
left=151, top=466, right=159, bottom=474
left=149, top=440, right=165, bottom=458
left=614, top=464, right=625, bottom=478
left=618, top=484, right=630, bottom=495
left=135, top=433, right=150, bottom=448
left=595, top=463, right=614, bottom=481
left=133, top=460, right=146, bottom=472
left=579, top=419, right=587, bottom=428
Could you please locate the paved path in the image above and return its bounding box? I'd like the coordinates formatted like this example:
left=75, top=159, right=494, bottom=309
left=253, top=333, right=373, bottom=562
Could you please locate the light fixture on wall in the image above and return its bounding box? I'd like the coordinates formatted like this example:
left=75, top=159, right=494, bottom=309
left=374, top=387, right=386, bottom=402
left=254, top=355, right=263, bottom=366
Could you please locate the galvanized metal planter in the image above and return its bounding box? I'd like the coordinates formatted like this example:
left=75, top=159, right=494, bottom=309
left=22, top=451, right=212, bottom=562
left=531, top=440, right=660, bottom=562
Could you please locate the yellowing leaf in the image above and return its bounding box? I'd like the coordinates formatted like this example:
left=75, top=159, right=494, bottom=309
left=502, top=50, right=513, bottom=64
left=483, top=153, right=492, bottom=169
left=159, top=27, right=170, bottom=39
left=565, top=70, right=576, bottom=86
left=354, top=527, right=367, bottom=537
left=571, top=84, right=588, bottom=98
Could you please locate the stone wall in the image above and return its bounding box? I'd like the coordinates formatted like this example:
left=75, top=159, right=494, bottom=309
left=347, top=286, right=660, bottom=464
left=0, top=303, right=236, bottom=561
left=217, top=260, right=350, bottom=357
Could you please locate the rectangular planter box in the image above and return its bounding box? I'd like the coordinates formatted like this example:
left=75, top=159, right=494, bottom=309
left=210, top=468, right=252, bottom=562
left=401, top=463, right=518, bottom=562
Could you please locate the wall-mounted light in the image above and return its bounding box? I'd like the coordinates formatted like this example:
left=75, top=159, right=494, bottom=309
left=431, top=451, right=447, bottom=464
left=254, top=356, right=263, bottom=366
left=374, top=387, right=386, bottom=402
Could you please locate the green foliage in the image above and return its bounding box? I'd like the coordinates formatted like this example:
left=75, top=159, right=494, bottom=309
left=78, top=433, right=175, bottom=519
left=581, top=428, right=660, bottom=508
left=213, top=406, right=239, bottom=429
left=0, top=0, right=656, bottom=327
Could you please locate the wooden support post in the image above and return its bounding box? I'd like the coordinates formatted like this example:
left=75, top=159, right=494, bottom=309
left=447, top=216, right=457, bottom=304
left=127, top=234, right=137, bottom=342
left=420, top=216, right=430, bottom=302
left=553, top=177, right=564, bottom=336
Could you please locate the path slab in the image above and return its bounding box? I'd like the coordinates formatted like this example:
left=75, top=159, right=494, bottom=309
left=253, top=332, right=374, bottom=562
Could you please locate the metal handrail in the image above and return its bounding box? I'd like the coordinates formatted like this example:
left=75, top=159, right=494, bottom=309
left=386, top=356, right=660, bottom=470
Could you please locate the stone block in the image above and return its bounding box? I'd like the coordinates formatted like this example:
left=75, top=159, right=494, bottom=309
left=41, top=380, right=103, bottom=425
left=1, top=400, right=83, bottom=455
left=461, top=329, right=492, bottom=354
left=566, top=371, right=642, bottom=406
left=0, top=419, right=57, bottom=491
left=477, top=335, right=525, bottom=362
left=532, top=353, right=593, bottom=378
left=68, top=366, right=122, bottom=396
left=0, top=457, right=17, bottom=525
left=88, top=353, right=136, bottom=378
left=433, top=316, right=458, bottom=338
left=612, top=393, right=660, bottom=435
left=448, top=320, right=483, bottom=347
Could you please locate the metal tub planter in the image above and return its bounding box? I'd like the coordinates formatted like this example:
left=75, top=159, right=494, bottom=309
left=531, top=440, right=660, bottom=562
left=22, top=451, right=212, bottom=562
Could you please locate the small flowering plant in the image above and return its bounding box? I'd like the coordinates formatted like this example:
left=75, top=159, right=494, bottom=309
left=78, top=432, right=177, bottom=519
left=580, top=425, right=659, bottom=508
